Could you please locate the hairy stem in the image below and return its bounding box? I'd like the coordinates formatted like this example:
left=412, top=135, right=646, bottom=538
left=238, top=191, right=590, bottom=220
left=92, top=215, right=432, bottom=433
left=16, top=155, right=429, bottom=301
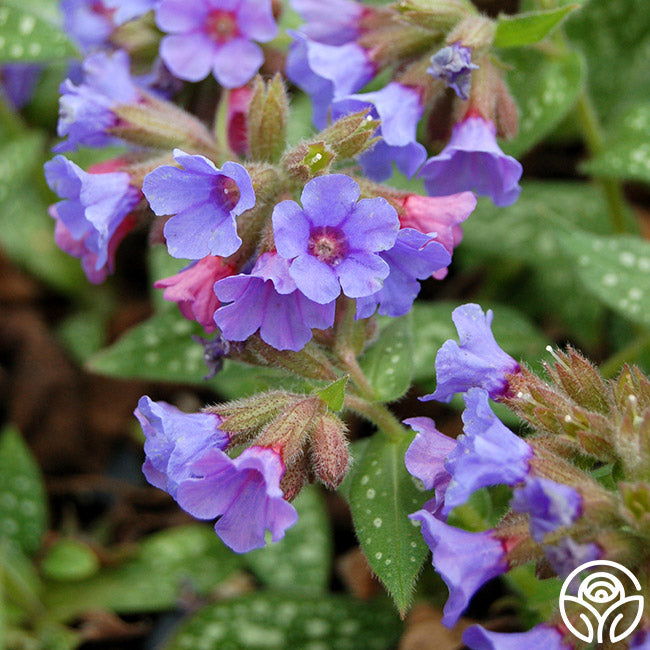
left=344, top=394, right=408, bottom=441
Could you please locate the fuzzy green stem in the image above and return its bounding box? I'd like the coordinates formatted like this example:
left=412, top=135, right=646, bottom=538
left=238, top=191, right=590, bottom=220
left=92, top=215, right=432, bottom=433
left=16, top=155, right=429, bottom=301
left=344, top=394, right=408, bottom=441
left=573, top=92, right=632, bottom=235
left=599, top=332, right=650, bottom=379
left=213, top=89, right=235, bottom=163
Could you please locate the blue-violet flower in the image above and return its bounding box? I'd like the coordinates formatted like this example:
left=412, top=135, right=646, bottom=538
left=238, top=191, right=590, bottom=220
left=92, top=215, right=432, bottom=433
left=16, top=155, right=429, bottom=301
left=175, top=445, right=299, bottom=553
left=331, top=82, right=427, bottom=181
left=272, top=174, right=399, bottom=304
left=463, top=623, right=571, bottom=650
left=419, top=114, right=522, bottom=207
left=214, top=252, right=336, bottom=352
left=142, top=149, right=255, bottom=259
left=428, top=43, right=478, bottom=101
left=290, top=0, right=365, bottom=45
left=44, top=155, right=140, bottom=275
left=155, top=0, right=277, bottom=88
left=134, top=395, right=229, bottom=499
left=422, top=303, right=520, bottom=403
left=442, top=388, right=533, bottom=516
left=410, top=509, right=508, bottom=627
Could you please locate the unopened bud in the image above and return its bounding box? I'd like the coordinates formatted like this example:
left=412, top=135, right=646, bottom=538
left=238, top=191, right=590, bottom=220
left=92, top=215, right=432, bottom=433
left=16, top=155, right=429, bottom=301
left=204, top=391, right=294, bottom=443
left=446, top=15, right=496, bottom=50
left=310, top=414, right=350, bottom=490
left=395, top=0, right=477, bottom=31
left=247, top=74, right=289, bottom=163
left=280, top=453, right=310, bottom=501
left=112, top=92, right=217, bottom=156
left=256, top=397, right=324, bottom=464
left=280, top=141, right=336, bottom=184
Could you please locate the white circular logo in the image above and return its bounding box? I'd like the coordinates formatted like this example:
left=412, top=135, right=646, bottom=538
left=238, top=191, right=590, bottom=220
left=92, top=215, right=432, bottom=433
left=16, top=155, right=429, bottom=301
left=559, top=560, right=644, bottom=644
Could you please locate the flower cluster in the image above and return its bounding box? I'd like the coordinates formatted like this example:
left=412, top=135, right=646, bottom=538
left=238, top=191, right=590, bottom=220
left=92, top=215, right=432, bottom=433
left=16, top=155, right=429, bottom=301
left=287, top=0, right=522, bottom=204
left=406, top=304, right=650, bottom=646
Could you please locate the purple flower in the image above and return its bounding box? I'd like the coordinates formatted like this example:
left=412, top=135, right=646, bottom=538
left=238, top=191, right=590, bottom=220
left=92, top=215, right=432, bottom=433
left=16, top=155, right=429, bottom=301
left=631, top=630, right=650, bottom=650
left=214, top=252, right=336, bottom=352
left=155, top=0, right=277, bottom=88
left=331, top=82, right=427, bottom=181
left=419, top=114, right=522, bottom=207
left=398, top=191, right=477, bottom=279
left=410, top=509, right=508, bottom=627
left=428, top=43, right=478, bottom=101
left=154, top=255, right=236, bottom=333
left=103, top=0, right=157, bottom=24
left=441, top=388, right=533, bottom=515
left=143, top=149, right=255, bottom=259
left=286, top=31, right=375, bottom=128
left=544, top=538, right=601, bottom=578
left=1, top=64, right=41, bottom=109
left=511, top=477, right=582, bottom=543
left=422, top=303, right=520, bottom=403
left=56, top=50, right=141, bottom=152
left=44, top=155, right=140, bottom=274
left=404, top=417, right=456, bottom=518
left=290, top=0, right=364, bottom=45
left=134, top=395, right=229, bottom=499
left=272, top=174, right=399, bottom=304
left=61, top=0, right=114, bottom=52
left=176, top=445, right=299, bottom=553
left=355, top=228, right=450, bottom=319
left=463, top=624, right=571, bottom=650
left=52, top=207, right=135, bottom=283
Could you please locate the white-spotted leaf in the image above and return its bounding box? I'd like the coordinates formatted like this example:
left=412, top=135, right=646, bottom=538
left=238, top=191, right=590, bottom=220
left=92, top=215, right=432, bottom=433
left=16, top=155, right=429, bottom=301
left=244, top=486, right=332, bottom=593
left=494, top=5, right=579, bottom=48
left=359, top=314, right=414, bottom=402
left=0, top=425, right=47, bottom=555
left=560, top=231, right=650, bottom=328
left=501, top=50, right=584, bottom=158
left=346, top=432, right=429, bottom=615
left=164, top=591, right=401, bottom=650
left=0, top=4, right=76, bottom=62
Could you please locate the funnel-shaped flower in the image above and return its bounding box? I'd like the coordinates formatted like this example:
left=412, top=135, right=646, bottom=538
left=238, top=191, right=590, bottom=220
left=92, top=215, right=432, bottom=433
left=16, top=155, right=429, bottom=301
left=428, top=43, right=478, bottom=101
left=463, top=624, right=571, bottom=650
left=214, top=252, right=336, bottom=351
left=286, top=31, right=375, bottom=128
left=331, top=82, right=427, bottom=181
left=155, top=0, right=277, bottom=87
left=422, top=303, right=520, bottom=403
left=442, top=388, right=532, bottom=515
left=44, top=155, right=140, bottom=274
left=134, top=395, right=229, bottom=498
left=290, top=0, right=364, bottom=45
left=272, top=174, right=399, bottom=304
left=143, top=149, right=255, bottom=259
left=411, top=509, right=507, bottom=627
left=419, top=115, right=522, bottom=207
left=154, top=255, right=236, bottom=332
left=176, top=445, right=298, bottom=553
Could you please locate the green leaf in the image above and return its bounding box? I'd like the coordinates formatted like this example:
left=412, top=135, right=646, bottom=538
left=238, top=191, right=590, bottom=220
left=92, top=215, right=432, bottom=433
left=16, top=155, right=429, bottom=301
left=87, top=309, right=308, bottom=397
left=411, top=301, right=550, bottom=384
left=494, top=5, right=579, bottom=48
left=505, top=565, right=562, bottom=626
left=317, top=376, right=348, bottom=412
left=500, top=50, right=584, bottom=157
left=56, top=309, right=108, bottom=363
left=580, top=104, right=650, bottom=183
left=0, top=132, right=44, bottom=194
left=245, top=486, right=332, bottom=593
left=560, top=231, right=650, bottom=329
left=359, top=315, right=414, bottom=402
left=0, top=4, right=77, bottom=62
left=460, top=182, right=619, bottom=347
left=0, top=425, right=47, bottom=555
left=164, top=591, right=401, bottom=650
left=148, top=244, right=188, bottom=311
left=566, top=0, right=650, bottom=121
left=44, top=525, right=243, bottom=622
left=345, top=432, right=429, bottom=615
left=0, top=187, right=88, bottom=296
left=41, top=539, right=100, bottom=582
